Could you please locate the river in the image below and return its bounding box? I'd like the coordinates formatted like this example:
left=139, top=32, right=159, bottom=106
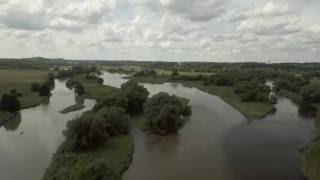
left=0, top=73, right=315, bottom=180
left=101, top=72, right=315, bottom=180
left=0, top=79, right=95, bottom=180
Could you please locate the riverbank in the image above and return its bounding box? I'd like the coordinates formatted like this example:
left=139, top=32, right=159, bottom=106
left=43, top=74, right=135, bottom=180
left=67, top=74, right=118, bottom=99
left=43, top=135, right=134, bottom=180
left=276, top=89, right=320, bottom=180
left=0, top=69, right=51, bottom=120
left=129, top=76, right=275, bottom=120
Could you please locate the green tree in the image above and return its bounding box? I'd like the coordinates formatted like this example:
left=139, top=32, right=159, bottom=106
left=39, top=84, right=51, bottom=97
left=143, top=92, right=192, bottom=135
left=0, top=93, right=21, bottom=112
left=97, top=77, right=104, bottom=84
left=121, top=80, right=149, bottom=114
left=74, top=83, right=85, bottom=96
left=30, top=82, right=41, bottom=92
left=301, top=82, right=320, bottom=103
left=65, top=107, right=129, bottom=151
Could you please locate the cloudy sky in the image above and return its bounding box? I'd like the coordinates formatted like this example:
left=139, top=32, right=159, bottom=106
left=0, top=0, right=319, bottom=62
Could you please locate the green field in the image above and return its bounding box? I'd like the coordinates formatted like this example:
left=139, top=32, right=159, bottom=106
left=43, top=135, right=134, bottom=180
left=0, top=69, right=50, bottom=108
left=69, top=75, right=118, bottom=100
left=183, top=81, right=275, bottom=119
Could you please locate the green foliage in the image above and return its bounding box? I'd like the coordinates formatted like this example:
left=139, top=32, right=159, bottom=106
left=75, top=83, right=85, bottom=96
left=30, top=82, right=41, bottom=92
left=0, top=93, right=21, bottom=112
left=171, top=69, right=179, bottom=76
left=133, top=69, right=156, bottom=77
left=93, top=92, right=128, bottom=112
left=143, top=92, right=192, bottom=135
left=39, top=83, right=51, bottom=97
left=121, top=80, right=149, bottom=115
left=300, top=82, right=320, bottom=103
left=64, top=107, right=129, bottom=151
left=97, top=77, right=104, bottom=84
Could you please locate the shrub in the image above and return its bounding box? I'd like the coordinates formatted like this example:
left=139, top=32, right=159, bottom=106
left=65, top=107, right=129, bottom=151
left=97, top=77, right=104, bottom=84
left=143, top=92, right=192, bottom=135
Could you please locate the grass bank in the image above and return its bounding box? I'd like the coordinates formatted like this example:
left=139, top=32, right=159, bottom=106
left=68, top=74, right=118, bottom=100
left=43, top=135, right=134, bottom=180
left=44, top=74, right=134, bottom=180
left=0, top=69, right=50, bottom=109
left=130, top=76, right=275, bottom=120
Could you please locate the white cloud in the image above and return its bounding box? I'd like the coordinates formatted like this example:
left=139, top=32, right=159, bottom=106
left=0, top=0, right=319, bottom=62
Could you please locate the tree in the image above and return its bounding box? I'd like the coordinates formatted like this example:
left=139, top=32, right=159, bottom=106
left=0, top=93, right=21, bottom=112
left=97, top=77, right=104, bottom=84
left=143, top=92, right=192, bottom=135
left=301, top=83, right=320, bottom=103
left=65, top=107, right=129, bottom=151
left=30, top=82, right=40, bottom=92
left=121, top=80, right=149, bottom=114
left=39, top=84, right=51, bottom=97
left=74, top=83, right=85, bottom=96
left=171, top=69, right=179, bottom=76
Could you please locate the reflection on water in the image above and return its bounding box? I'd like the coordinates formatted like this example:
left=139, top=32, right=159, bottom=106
left=0, top=79, right=95, bottom=180
left=223, top=98, right=314, bottom=180
left=98, top=72, right=315, bottom=180
left=75, top=95, right=85, bottom=105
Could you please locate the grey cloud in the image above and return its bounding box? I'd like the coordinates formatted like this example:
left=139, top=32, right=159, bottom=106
left=0, top=7, right=47, bottom=30
left=144, top=0, right=225, bottom=22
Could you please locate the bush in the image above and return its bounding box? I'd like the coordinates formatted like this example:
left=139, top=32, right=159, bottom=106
left=301, top=82, right=320, bottom=103
left=97, top=77, right=104, bottom=84
left=143, top=92, right=192, bottom=135
left=65, top=107, right=129, bottom=151
left=93, top=92, right=128, bottom=112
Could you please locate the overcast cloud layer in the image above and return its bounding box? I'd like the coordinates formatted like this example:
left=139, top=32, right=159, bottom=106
left=0, top=0, right=319, bottom=62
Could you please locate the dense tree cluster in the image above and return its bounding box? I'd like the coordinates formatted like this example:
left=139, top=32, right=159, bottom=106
left=300, top=82, right=320, bottom=103
left=31, top=73, right=55, bottom=97
left=121, top=80, right=149, bottom=115
left=143, top=92, right=192, bottom=135
left=56, top=66, right=99, bottom=79
left=0, top=90, right=21, bottom=112
left=64, top=107, right=129, bottom=151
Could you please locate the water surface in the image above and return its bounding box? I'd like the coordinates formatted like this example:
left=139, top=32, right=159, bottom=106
left=0, top=79, right=95, bottom=180
left=99, top=72, right=315, bottom=180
